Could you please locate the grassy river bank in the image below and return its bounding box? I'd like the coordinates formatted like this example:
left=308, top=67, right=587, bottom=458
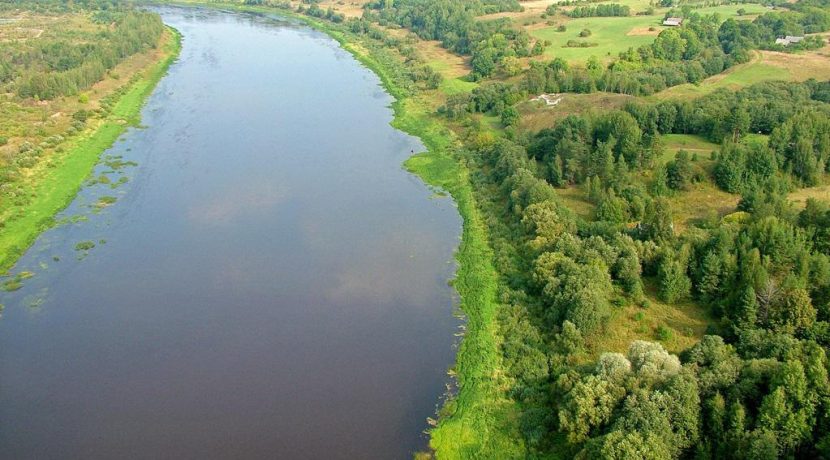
left=0, top=28, right=182, bottom=274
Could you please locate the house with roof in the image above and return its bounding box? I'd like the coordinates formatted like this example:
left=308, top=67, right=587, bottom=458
left=775, top=35, right=805, bottom=46
left=663, top=17, right=683, bottom=26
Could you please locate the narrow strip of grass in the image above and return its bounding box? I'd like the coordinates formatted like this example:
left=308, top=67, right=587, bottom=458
left=0, top=28, right=182, bottom=273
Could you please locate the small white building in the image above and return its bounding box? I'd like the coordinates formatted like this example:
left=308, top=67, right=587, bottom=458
left=663, top=17, right=683, bottom=26
left=775, top=35, right=805, bottom=46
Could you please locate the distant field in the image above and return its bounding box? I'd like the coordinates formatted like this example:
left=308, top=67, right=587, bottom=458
left=654, top=52, right=790, bottom=98
left=532, top=15, right=665, bottom=62
left=654, top=41, right=830, bottom=99
left=660, top=134, right=720, bottom=161
left=518, top=92, right=634, bottom=131
left=530, top=3, right=768, bottom=63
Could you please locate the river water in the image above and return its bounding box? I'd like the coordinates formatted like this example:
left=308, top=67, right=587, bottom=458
left=0, top=7, right=460, bottom=459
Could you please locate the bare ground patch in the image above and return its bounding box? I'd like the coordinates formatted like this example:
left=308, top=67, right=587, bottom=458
left=760, top=38, right=830, bottom=81
left=627, top=26, right=660, bottom=36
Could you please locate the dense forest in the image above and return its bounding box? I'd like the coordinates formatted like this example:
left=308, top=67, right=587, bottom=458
left=465, top=79, right=830, bottom=457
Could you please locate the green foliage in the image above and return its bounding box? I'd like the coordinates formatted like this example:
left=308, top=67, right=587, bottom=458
left=12, top=12, right=164, bottom=100
left=567, top=4, right=630, bottom=18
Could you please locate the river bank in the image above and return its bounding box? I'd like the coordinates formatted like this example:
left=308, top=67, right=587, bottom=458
left=0, top=27, right=182, bottom=274
left=158, top=2, right=523, bottom=457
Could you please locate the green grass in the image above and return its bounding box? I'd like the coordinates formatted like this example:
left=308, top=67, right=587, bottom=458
left=654, top=54, right=789, bottom=99
left=0, top=28, right=182, bottom=273
left=590, top=280, right=711, bottom=355
left=405, top=133, right=524, bottom=459
left=660, top=133, right=720, bottom=161
left=440, top=76, right=478, bottom=95
left=533, top=3, right=768, bottom=63
left=533, top=15, right=663, bottom=62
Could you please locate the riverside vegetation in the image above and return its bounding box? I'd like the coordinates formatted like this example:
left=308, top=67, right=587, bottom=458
left=0, top=0, right=180, bottom=273
left=5, top=0, right=830, bottom=458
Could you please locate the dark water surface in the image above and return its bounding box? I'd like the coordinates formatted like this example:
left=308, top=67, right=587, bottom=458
left=0, top=7, right=460, bottom=459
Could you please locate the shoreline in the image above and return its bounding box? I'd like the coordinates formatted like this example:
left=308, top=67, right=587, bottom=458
left=0, top=27, right=183, bottom=274
left=226, top=3, right=517, bottom=457
left=157, top=2, right=520, bottom=456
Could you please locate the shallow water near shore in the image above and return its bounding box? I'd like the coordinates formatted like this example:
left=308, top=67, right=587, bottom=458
left=0, top=7, right=460, bottom=459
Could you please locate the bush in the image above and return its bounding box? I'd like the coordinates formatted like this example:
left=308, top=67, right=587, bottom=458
left=579, top=28, right=592, bottom=37
left=655, top=325, right=673, bottom=341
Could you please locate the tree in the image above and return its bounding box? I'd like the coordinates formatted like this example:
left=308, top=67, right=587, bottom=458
left=616, top=247, right=644, bottom=299
left=728, top=103, right=751, bottom=142
left=766, top=285, right=816, bottom=334
left=658, top=252, right=691, bottom=303
left=559, top=375, right=626, bottom=443
left=667, top=150, right=694, bottom=190
left=643, top=198, right=674, bottom=241
left=501, top=106, right=519, bottom=127
left=522, top=200, right=575, bottom=252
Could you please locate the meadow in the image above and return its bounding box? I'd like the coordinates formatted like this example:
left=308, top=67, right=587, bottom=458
left=530, top=2, right=770, bottom=63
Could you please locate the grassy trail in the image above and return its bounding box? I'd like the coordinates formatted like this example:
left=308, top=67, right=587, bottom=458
left=0, top=29, right=182, bottom=273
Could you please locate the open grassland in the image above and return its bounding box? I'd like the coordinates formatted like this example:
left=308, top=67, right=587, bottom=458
left=384, top=28, right=477, bottom=95
left=660, top=134, right=720, bottom=160
left=529, top=2, right=768, bottom=63
left=591, top=281, right=711, bottom=356
left=668, top=182, right=740, bottom=231
left=531, top=15, right=666, bottom=62
left=556, top=185, right=596, bottom=220
left=654, top=51, right=790, bottom=98
left=655, top=44, right=830, bottom=98
left=0, top=28, right=181, bottom=273
left=789, top=183, right=830, bottom=208
left=557, top=177, right=739, bottom=234
left=518, top=92, right=634, bottom=130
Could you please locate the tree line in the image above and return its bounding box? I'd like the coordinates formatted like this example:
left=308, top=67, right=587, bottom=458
left=7, top=11, right=164, bottom=100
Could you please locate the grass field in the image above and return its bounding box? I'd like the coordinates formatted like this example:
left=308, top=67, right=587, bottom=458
left=556, top=185, right=596, bottom=220
left=654, top=51, right=790, bottom=98
left=789, top=183, right=830, bottom=208
left=591, top=281, right=711, bottom=356
left=669, top=181, right=740, bottom=231
left=655, top=41, right=830, bottom=99
left=660, top=134, right=720, bottom=161
left=518, top=92, right=634, bottom=131
left=532, top=15, right=665, bottom=62
left=530, top=3, right=769, bottom=63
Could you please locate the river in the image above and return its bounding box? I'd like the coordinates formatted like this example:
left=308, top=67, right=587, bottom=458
left=0, top=7, right=460, bottom=459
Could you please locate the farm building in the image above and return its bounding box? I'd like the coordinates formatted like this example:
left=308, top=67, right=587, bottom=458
left=663, top=17, right=683, bottom=26
left=775, top=35, right=805, bottom=45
